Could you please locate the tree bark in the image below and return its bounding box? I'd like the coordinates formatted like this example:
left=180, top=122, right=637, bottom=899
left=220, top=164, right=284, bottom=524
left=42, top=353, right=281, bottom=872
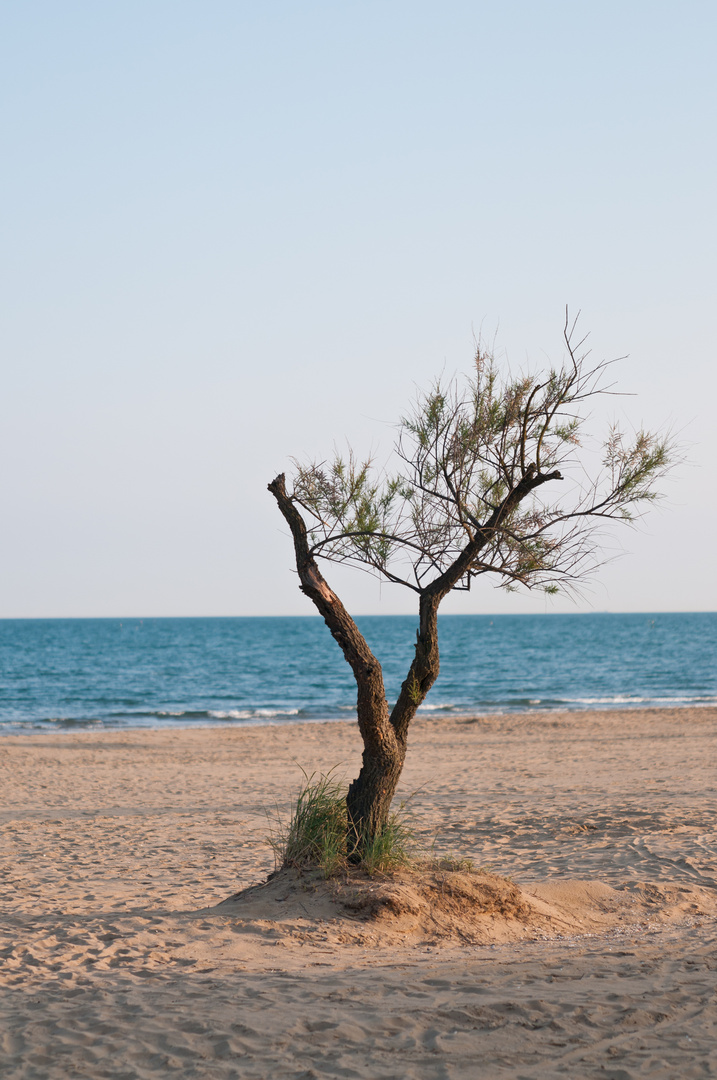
left=268, top=463, right=562, bottom=853
left=268, top=474, right=406, bottom=849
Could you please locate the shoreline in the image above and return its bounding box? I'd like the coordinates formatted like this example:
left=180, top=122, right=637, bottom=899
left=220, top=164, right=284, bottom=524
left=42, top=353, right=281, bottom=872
left=2, top=698, right=716, bottom=738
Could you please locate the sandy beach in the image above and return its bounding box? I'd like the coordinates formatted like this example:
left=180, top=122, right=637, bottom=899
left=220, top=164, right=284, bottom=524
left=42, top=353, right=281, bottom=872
left=1, top=707, right=716, bottom=1078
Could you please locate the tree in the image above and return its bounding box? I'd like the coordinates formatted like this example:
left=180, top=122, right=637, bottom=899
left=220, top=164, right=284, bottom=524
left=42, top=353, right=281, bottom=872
left=268, top=315, right=672, bottom=857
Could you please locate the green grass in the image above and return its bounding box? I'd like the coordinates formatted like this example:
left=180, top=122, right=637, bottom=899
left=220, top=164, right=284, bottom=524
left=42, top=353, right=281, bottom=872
left=269, top=770, right=414, bottom=878
left=269, top=769, right=347, bottom=877
left=357, top=805, right=413, bottom=875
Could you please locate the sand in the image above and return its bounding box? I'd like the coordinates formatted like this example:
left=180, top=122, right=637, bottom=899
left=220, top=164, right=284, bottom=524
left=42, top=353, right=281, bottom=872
left=1, top=707, right=716, bottom=1078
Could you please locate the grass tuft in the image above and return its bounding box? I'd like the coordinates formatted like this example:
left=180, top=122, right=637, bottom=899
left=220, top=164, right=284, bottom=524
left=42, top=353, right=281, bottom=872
left=269, top=770, right=415, bottom=878
left=429, top=854, right=476, bottom=873
left=358, top=805, right=414, bottom=876
left=270, top=769, right=347, bottom=877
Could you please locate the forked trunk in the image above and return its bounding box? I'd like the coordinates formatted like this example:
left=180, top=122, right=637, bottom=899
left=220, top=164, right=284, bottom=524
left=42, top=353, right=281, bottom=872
left=345, top=597, right=441, bottom=851
left=268, top=463, right=547, bottom=850
left=268, top=474, right=440, bottom=852
left=342, top=596, right=439, bottom=840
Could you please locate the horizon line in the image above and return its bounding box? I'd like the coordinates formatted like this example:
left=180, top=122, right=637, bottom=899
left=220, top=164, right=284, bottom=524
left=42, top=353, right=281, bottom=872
left=1, top=610, right=715, bottom=621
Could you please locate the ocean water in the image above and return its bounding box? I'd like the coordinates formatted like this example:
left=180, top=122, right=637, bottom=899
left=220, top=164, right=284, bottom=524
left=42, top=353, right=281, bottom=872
left=0, top=613, right=715, bottom=735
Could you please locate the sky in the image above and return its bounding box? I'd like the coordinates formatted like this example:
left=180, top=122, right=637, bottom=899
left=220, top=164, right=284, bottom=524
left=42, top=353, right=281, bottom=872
left=1, top=1, right=715, bottom=618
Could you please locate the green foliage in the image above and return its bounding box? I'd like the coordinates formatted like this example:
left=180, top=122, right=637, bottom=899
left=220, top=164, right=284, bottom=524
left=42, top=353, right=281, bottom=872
left=270, top=771, right=414, bottom=877
left=406, top=672, right=423, bottom=705
left=287, top=317, right=674, bottom=598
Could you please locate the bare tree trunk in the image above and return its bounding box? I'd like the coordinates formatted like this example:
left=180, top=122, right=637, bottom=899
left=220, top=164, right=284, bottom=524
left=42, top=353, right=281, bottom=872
left=344, top=592, right=443, bottom=849
left=268, top=465, right=562, bottom=853
left=269, top=474, right=407, bottom=850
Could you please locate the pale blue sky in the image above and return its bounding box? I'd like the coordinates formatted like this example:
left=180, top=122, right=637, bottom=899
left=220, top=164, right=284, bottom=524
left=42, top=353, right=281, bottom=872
left=1, top=1, right=714, bottom=616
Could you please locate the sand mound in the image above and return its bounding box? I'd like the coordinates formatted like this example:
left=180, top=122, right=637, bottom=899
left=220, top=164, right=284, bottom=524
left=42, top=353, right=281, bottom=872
left=216, top=864, right=717, bottom=948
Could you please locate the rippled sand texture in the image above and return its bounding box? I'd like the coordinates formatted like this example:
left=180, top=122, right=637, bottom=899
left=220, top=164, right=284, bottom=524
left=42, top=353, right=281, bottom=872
left=1, top=707, right=716, bottom=1078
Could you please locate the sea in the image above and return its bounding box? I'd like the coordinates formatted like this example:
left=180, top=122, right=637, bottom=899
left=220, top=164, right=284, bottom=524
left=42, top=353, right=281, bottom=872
left=0, top=613, right=712, bottom=738
left=0, top=613, right=715, bottom=735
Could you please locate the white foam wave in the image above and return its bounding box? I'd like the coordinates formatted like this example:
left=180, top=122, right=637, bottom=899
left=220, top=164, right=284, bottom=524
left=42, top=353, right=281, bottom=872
left=563, top=695, right=716, bottom=705
left=253, top=707, right=300, bottom=718
left=207, top=707, right=300, bottom=720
